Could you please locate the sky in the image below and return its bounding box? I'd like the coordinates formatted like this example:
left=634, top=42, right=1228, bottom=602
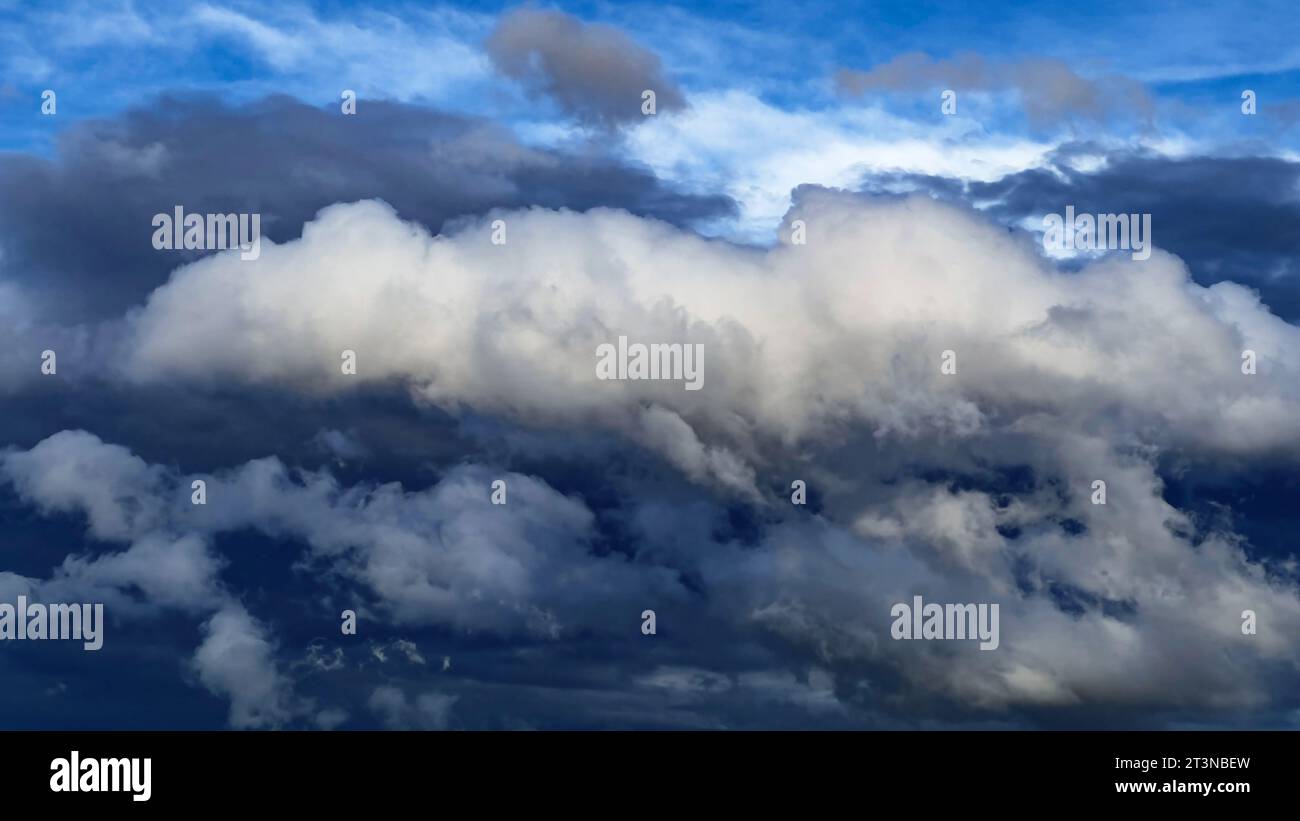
left=0, top=0, right=1298, bottom=729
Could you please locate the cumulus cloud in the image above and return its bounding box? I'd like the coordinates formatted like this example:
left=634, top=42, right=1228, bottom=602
left=186, top=458, right=683, bottom=635
left=3, top=429, right=685, bottom=640
left=487, top=7, right=685, bottom=125
left=120, top=192, right=1300, bottom=470
left=191, top=605, right=300, bottom=729
left=6, top=187, right=1300, bottom=722
left=854, top=147, right=1300, bottom=321
left=836, top=53, right=1154, bottom=127
left=1, top=430, right=172, bottom=541
left=0, top=431, right=308, bottom=727
left=5, top=0, right=1297, bottom=734
left=5, top=416, right=1299, bottom=720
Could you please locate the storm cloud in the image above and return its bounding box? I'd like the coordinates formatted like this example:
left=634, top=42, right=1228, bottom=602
left=4, top=0, right=1298, bottom=733
left=6, top=190, right=1293, bottom=725
left=0, top=94, right=731, bottom=323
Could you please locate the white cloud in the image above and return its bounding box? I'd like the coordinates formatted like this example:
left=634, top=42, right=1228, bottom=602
left=187, top=2, right=492, bottom=103
left=623, top=90, right=1056, bottom=239
left=192, top=605, right=299, bottom=729
left=9, top=188, right=1300, bottom=716
left=368, top=684, right=456, bottom=730
left=2, top=430, right=170, bottom=541
left=0, top=431, right=308, bottom=727
left=121, top=194, right=1300, bottom=473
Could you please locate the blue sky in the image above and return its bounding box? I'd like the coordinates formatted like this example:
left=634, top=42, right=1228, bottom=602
left=1, top=0, right=1299, bottom=730
left=5, top=0, right=1298, bottom=246
left=6, top=0, right=1300, bottom=149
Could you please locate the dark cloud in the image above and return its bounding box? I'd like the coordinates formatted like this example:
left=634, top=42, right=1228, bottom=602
left=854, top=146, right=1300, bottom=320
left=6, top=186, right=1300, bottom=728
left=4, top=60, right=1300, bottom=730
left=0, top=94, right=731, bottom=322
left=486, top=7, right=686, bottom=126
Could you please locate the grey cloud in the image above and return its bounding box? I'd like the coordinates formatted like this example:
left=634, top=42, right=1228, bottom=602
left=3, top=429, right=688, bottom=640
left=0, top=430, right=310, bottom=728
left=191, top=605, right=301, bottom=729
left=105, top=191, right=1300, bottom=716
left=368, top=685, right=457, bottom=730
left=6, top=182, right=1300, bottom=727
left=7, top=416, right=1300, bottom=725
left=311, top=428, right=371, bottom=466
left=487, top=7, right=686, bottom=126
left=836, top=52, right=1154, bottom=127
left=0, top=94, right=731, bottom=323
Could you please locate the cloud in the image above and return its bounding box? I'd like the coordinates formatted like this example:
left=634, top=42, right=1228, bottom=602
left=120, top=193, right=1300, bottom=469
left=311, top=428, right=370, bottom=465
left=623, top=88, right=1056, bottom=239
left=0, top=430, right=308, bottom=727
left=0, top=0, right=496, bottom=122
left=6, top=183, right=1300, bottom=725
left=638, top=665, right=843, bottom=714
left=854, top=146, right=1300, bottom=321
left=191, top=605, right=300, bottom=729
left=0, top=95, right=732, bottom=323
left=368, top=684, right=457, bottom=730
left=6, top=412, right=1300, bottom=722
left=5, top=0, right=1300, bottom=734
left=487, top=7, right=685, bottom=126
left=44, top=188, right=1300, bottom=718
left=192, top=4, right=309, bottom=70
left=635, top=405, right=761, bottom=501
left=0, top=429, right=171, bottom=542
left=836, top=53, right=1154, bottom=128
left=3, top=428, right=685, bottom=639
left=186, top=2, right=492, bottom=102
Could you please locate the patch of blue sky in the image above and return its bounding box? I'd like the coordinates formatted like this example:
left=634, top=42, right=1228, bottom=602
left=4, top=0, right=1297, bottom=157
